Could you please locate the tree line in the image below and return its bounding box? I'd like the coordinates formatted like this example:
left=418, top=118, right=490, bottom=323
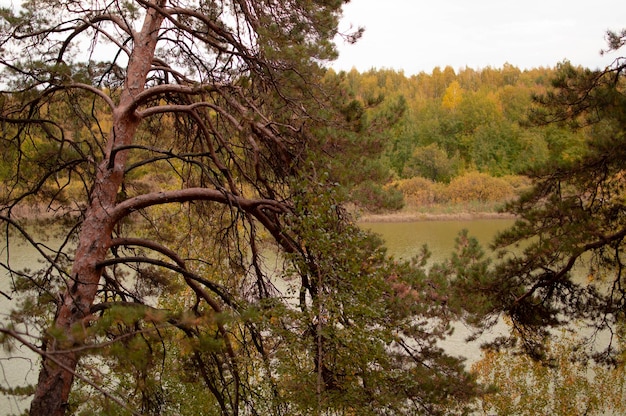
left=322, top=64, right=589, bottom=212
left=0, top=62, right=588, bottom=215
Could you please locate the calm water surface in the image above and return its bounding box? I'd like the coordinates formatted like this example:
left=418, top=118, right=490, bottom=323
left=361, top=219, right=515, bottom=261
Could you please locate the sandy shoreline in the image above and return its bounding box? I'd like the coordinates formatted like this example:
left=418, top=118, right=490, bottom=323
left=355, top=211, right=516, bottom=223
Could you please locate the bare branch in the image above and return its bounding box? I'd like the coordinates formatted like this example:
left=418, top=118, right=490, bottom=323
left=96, top=255, right=235, bottom=308
left=0, top=215, right=73, bottom=281
left=67, top=83, right=116, bottom=111
left=108, top=188, right=289, bottom=225
left=110, top=237, right=185, bottom=267
left=514, top=227, right=626, bottom=305
left=131, top=84, right=220, bottom=113
left=0, top=328, right=142, bottom=416
left=57, top=14, right=134, bottom=65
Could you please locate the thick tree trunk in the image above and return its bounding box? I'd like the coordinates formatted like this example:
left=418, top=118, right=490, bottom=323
left=29, top=205, right=114, bottom=416
left=29, top=3, right=165, bottom=415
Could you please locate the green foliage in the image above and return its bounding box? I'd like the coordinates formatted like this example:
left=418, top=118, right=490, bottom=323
left=0, top=89, right=95, bottom=207
left=470, top=37, right=626, bottom=363
left=327, top=64, right=576, bottom=212
left=440, top=230, right=498, bottom=322
left=3, top=0, right=622, bottom=411
left=60, top=179, right=492, bottom=415
left=330, top=64, right=592, bottom=199
left=318, top=70, right=407, bottom=202
left=2, top=0, right=421, bottom=414
left=349, top=180, right=405, bottom=213
left=273, top=181, right=487, bottom=414
left=404, top=143, right=460, bottom=182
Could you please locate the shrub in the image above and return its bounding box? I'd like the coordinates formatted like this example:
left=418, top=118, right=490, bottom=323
left=501, top=175, right=533, bottom=192
left=403, top=143, right=460, bottom=182
left=443, top=172, right=515, bottom=203
left=350, top=181, right=405, bottom=213
left=389, top=177, right=437, bottom=206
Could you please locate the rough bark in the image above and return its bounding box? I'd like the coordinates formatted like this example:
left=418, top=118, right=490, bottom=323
left=29, top=2, right=166, bottom=414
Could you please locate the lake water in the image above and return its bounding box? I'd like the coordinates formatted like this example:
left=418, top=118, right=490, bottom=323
left=0, top=219, right=514, bottom=414
left=361, top=219, right=516, bottom=364
left=0, top=230, right=56, bottom=415
left=361, top=219, right=515, bottom=262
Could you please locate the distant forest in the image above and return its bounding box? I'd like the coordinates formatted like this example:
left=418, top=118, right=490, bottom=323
left=0, top=63, right=586, bottom=214
left=324, top=63, right=588, bottom=212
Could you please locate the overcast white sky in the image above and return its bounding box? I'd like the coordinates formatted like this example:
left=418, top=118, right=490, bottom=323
left=1, top=0, right=623, bottom=74
left=333, top=0, right=626, bottom=74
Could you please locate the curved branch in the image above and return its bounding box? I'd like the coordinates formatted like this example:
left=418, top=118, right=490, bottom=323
left=130, top=84, right=220, bottom=113
left=250, top=206, right=301, bottom=256
left=98, top=250, right=243, bottom=406
left=96, top=255, right=235, bottom=308
left=109, top=189, right=300, bottom=258
left=3, top=158, right=86, bottom=212
left=107, top=143, right=212, bottom=174
left=0, top=214, right=73, bottom=281
left=109, top=237, right=185, bottom=267
left=67, top=83, right=116, bottom=111
left=514, top=227, right=626, bottom=305
left=187, top=107, right=240, bottom=194
left=137, top=101, right=217, bottom=118
left=108, top=188, right=289, bottom=224
left=135, top=0, right=264, bottom=77
left=139, top=98, right=245, bottom=134
left=148, top=63, right=193, bottom=84
left=57, top=14, right=134, bottom=65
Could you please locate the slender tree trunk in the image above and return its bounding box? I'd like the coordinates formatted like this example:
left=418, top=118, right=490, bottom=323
left=29, top=3, right=165, bottom=415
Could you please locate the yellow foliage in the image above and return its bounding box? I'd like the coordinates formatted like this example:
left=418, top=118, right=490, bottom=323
left=390, top=173, right=528, bottom=208
left=443, top=171, right=514, bottom=203
left=441, top=80, right=463, bottom=111
left=389, top=177, right=438, bottom=206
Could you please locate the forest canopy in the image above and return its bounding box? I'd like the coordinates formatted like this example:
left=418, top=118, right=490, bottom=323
left=306, top=63, right=589, bottom=213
